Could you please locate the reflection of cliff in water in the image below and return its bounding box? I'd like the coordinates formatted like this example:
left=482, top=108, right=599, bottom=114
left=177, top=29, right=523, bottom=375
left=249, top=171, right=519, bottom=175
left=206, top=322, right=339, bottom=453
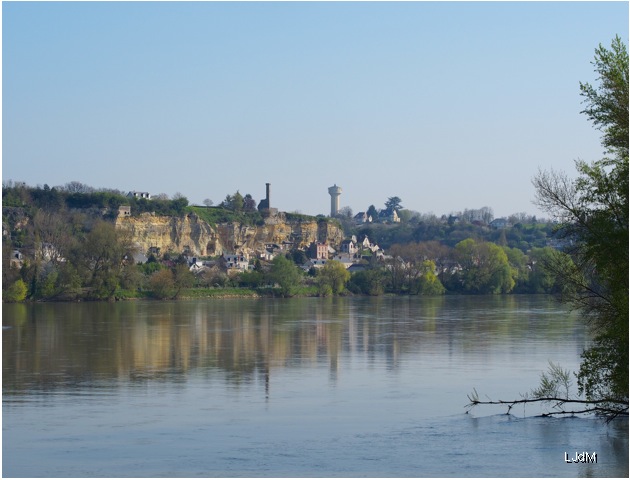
left=2, top=296, right=584, bottom=395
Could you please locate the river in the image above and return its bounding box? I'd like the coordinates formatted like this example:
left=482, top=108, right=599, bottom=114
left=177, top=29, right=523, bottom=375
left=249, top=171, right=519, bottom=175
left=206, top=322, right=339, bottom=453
left=2, top=295, right=628, bottom=477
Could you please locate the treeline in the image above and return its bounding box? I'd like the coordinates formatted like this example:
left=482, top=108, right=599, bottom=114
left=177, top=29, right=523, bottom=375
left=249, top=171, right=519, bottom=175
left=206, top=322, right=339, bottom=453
left=351, top=218, right=553, bottom=252
left=2, top=214, right=571, bottom=302
left=2, top=181, right=189, bottom=220
left=3, top=180, right=569, bottom=302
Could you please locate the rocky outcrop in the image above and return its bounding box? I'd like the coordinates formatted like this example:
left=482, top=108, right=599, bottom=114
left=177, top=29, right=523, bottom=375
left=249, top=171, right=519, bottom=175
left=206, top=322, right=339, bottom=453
left=115, top=212, right=345, bottom=257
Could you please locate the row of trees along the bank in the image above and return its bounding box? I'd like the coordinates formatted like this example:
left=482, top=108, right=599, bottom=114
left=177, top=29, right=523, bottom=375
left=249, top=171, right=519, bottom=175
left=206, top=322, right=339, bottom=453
left=1, top=225, right=573, bottom=302
left=3, top=180, right=564, bottom=301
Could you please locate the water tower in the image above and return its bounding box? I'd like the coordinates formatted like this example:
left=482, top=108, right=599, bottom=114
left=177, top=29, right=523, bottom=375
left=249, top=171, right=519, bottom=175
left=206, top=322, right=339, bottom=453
left=328, top=184, right=342, bottom=217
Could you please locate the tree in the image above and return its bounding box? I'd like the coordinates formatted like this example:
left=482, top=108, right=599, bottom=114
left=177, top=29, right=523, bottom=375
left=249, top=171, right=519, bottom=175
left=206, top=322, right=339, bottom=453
left=243, top=194, right=257, bottom=212
left=269, top=255, right=302, bottom=296
left=4, top=279, right=27, bottom=302
left=366, top=205, right=379, bottom=219
left=415, top=260, right=445, bottom=295
left=172, top=264, right=194, bottom=297
left=348, top=268, right=386, bottom=296
left=222, top=191, right=244, bottom=212
left=384, top=196, right=403, bottom=212
left=203, top=198, right=214, bottom=207
left=529, top=36, right=628, bottom=417
left=71, top=221, right=136, bottom=300
left=454, top=238, right=515, bottom=294
left=149, top=269, right=175, bottom=299
left=317, top=260, right=350, bottom=295
left=579, top=35, right=628, bottom=159
left=63, top=181, right=94, bottom=194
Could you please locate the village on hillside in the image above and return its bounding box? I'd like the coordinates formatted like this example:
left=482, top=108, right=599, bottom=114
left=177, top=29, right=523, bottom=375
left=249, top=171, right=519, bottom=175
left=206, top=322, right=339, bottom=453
left=3, top=178, right=558, bottom=300
left=114, top=182, right=523, bottom=281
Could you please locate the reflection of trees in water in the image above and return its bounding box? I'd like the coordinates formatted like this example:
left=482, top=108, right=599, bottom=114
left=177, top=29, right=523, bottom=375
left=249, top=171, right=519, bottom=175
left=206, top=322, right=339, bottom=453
left=3, top=296, right=582, bottom=394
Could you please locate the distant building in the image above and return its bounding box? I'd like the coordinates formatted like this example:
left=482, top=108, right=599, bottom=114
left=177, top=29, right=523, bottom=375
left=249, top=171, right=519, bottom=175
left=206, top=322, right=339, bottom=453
left=309, top=242, right=329, bottom=260
left=328, top=184, right=342, bottom=217
left=490, top=218, right=511, bottom=229
left=354, top=212, right=372, bottom=224
left=378, top=209, right=400, bottom=223
left=340, top=239, right=358, bottom=255
left=258, top=183, right=278, bottom=216
left=127, top=191, right=151, bottom=199
left=222, top=253, right=251, bottom=273
left=118, top=205, right=131, bottom=216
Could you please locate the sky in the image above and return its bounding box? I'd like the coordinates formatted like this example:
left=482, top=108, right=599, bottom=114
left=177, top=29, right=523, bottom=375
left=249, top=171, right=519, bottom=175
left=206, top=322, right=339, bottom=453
left=2, top=1, right=628, bottom=219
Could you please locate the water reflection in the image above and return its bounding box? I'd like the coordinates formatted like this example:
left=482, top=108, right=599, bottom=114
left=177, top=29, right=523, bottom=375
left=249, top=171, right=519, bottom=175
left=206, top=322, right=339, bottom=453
left=4, top=296, right=627, bottom=478
left=4, top=296, right=583, bottom=397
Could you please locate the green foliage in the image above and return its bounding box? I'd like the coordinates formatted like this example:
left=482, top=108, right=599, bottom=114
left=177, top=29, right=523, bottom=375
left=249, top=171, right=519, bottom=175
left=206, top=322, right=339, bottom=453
left=269, top=255, right=302, bottom=297
left=579, top=35, right=628, bottom=159
left=222, top=191, right=245, bottom=212
left=531, top=361, right=573, bottom=399
left=172, top=264, right=195, bottom=298
left=148, top=269, right=175, bottom=299
left=4, top=279, right=27, bottom=302
left=454, top=239, right=515, bottom=294
left=317, top=260, right=351, bottom=295
left=384, top=196, right=403, bottom=212
left=348, top=268, right=386, bottom=296
left=237, top=270, right=265, bottom=288
left=190, top=205, right=263, bottom=227
left=533, top=37, right=629, bottom=410
left=416, top=260, right=445, bottom=295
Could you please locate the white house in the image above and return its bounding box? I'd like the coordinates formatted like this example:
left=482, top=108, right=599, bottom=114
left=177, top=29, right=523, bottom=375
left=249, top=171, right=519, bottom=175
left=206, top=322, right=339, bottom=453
left=354, top=212, right=372, bottom=224
left=340, top=239, right=358, bottom=255
left=378, top=209, right=401, bottom=223
left=127, top=191, right=151, bottom=199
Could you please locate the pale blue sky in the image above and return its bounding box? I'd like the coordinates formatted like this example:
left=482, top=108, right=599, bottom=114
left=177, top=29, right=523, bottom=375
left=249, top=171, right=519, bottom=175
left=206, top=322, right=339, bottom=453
left=3, top=1, right=628, bottom=218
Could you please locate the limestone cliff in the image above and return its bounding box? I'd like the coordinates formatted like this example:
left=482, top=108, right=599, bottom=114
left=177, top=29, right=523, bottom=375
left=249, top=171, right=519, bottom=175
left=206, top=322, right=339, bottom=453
left=115, top=212, right=345, bottom=257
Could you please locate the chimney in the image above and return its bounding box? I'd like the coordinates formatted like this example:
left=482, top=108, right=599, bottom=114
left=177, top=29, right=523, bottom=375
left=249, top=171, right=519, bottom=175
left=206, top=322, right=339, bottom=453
left=266, top=183, right=271, bottom=209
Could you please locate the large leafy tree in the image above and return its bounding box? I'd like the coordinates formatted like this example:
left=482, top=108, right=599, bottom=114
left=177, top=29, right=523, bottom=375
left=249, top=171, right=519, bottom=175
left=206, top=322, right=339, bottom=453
left=454, top=238, right=515, bottom=294
left=269, top=255, right=302, bottom=296
left=71, top=221, right=137, bottom=300
left=384, top=196, right=403, bottom=212
left=533, top=36, right=628, bottom=412
left=317, top=260, right=350, bottom=295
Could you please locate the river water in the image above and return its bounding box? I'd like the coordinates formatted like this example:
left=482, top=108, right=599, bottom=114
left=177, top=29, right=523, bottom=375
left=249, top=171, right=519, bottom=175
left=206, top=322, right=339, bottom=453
left=2, top=295, right=628, bottom=477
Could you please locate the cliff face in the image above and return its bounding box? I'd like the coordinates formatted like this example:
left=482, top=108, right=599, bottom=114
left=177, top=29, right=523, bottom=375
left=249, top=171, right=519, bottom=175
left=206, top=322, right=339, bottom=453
left=115, top=212, right=345, bottom=257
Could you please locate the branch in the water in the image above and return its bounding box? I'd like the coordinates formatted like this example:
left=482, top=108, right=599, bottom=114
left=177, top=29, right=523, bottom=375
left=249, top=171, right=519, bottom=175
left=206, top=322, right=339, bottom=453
left=465, top=389, right=629, bottom=421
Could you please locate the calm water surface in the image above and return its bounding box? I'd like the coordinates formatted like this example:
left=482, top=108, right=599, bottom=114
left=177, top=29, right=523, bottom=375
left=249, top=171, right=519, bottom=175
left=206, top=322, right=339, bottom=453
left=3, top=296, right=628, bottom=477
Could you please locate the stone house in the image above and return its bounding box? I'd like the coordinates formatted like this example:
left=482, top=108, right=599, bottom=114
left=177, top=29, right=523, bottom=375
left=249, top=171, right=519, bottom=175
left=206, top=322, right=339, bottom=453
left=222, top=253, right=251, bottom=273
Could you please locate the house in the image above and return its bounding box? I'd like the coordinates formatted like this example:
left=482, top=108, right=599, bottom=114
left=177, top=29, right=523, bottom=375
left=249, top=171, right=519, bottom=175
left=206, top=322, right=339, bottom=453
left=10, top=250, right=24, bottom=268
left=340, top=239, right=358, bottom=255
left=490, top=218, right=511, bottom=229
left=308, top=242, right=329, bottom=260
left=378, top=209, right=401, bottom=223
left=222, top=253, right=251, bottom=273
left=127, top=191, right=151, bottom=199
left=258, top=248, right=277, bottom=261
left=331, top=254, right=354, bottom=269
left=354, top=212, right=372, bottom=224
left=118, top=205, right=131, bottom=217
left=302, top=258, right=328, bottom=270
